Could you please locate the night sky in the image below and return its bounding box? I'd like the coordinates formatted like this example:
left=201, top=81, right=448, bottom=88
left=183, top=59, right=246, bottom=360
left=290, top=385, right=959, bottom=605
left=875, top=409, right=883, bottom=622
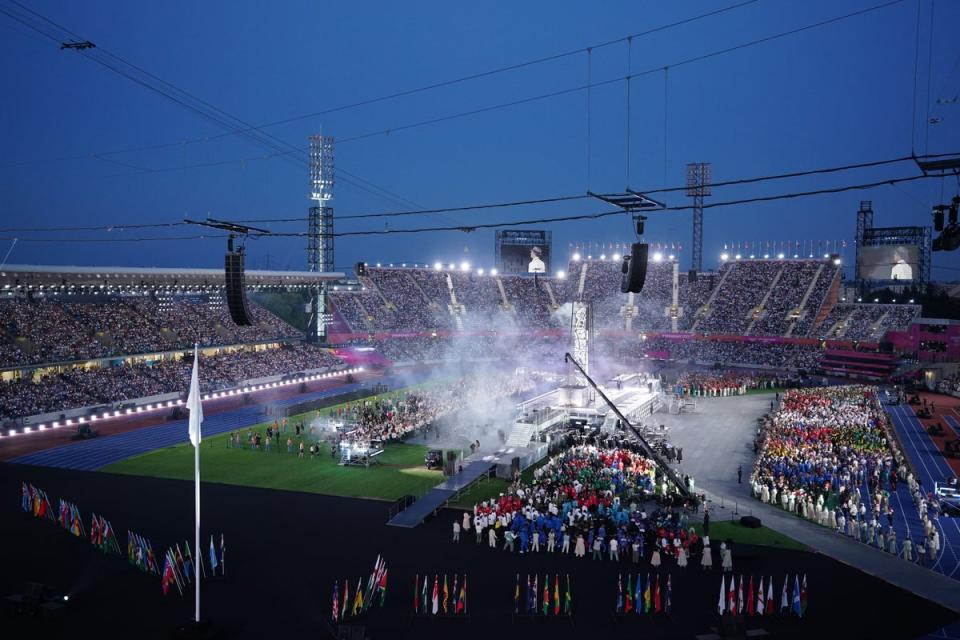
left=1, top=0, right=959, bottom=278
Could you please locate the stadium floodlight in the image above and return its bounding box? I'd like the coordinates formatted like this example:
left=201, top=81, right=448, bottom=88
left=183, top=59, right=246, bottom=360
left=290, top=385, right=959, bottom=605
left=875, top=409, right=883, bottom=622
left=823, top=253, right=829, bottom=258
left=572, top=252, right=581, bottom=261
left=587, top=255, right=592, bottom=260
left=793, top=254, right=799, bottom=259
left=874, top=298, right=880, bottom=303
left=720, top=253, right=729, bottom=261
left=600, top=254, right=607, bottom=260
left=763, top=254, right=769, bottom=259
left=433, top=262, right=442, bottom=271
left=448, top=263, right=455, bottom=270
left=910, top=299, right=915, bottom=303
left=613, top=253, right=621, bottom=261
left=460, top=261, right=470, bottom=271
left=376, top=263, right=381, bottom=267
left=777, top=253, right=785, bottom=259
left=652, top=252, right=663, bottom=262
left=749, top=255, right=755, bottom=259
left=491, top=268, right=498, bottom=275
left=557, top=270, right=566, bottom=279
left=735, top=254, right=742, bottom=260
left=833, top=258, right=841, bottom=266
left=669, top=254, right=675, bottom=261
left=477, top=268, right=484, bottom=275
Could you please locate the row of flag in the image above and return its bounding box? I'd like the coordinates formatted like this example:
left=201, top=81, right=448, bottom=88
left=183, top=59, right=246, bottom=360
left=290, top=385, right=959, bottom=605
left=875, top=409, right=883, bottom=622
left=21, top=482, right=55, bottom=521
left=89, top=513, right=122, bottom=555
left=414, top=574, right=467, bottom=616
left=514, top=573, right=572, bottom=616
left=331, top=556, right=388, bottom=622
left=617, top=573, right=672, bottom=615
left=718, top=574, right=807, bottom=617
left=161, top=535, right=226, bottom=595
left=58, top=499, right=85, bottom=537
left=128, top=530, right=160, bottom=575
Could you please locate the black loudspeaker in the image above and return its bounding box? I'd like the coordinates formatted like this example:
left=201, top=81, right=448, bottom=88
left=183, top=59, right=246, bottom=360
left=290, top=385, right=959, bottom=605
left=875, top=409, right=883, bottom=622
left=688, top=269, right=697, bottom=283
left=225, top=251, right=253, bottom=326
left=355, top=261, right=367, bottom=277
left=740, top=515, right=762, bottom=528
left=620, top=242, right=648, bottom=294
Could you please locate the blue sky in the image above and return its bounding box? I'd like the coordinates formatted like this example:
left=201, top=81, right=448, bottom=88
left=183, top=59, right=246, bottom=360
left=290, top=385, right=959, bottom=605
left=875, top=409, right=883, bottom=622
left=1, top=0, right=959, bottom=278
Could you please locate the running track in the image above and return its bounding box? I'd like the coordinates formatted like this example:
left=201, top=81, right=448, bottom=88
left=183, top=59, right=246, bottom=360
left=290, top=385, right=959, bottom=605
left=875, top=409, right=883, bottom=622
left=9, top=380, right=372, bottom=471
left=886, top=402, right=960, bottom=580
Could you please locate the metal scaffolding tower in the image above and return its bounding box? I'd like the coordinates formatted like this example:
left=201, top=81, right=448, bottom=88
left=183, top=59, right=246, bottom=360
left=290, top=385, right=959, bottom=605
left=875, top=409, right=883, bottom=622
left=307, top=134, right=334, bottom=343
left=685, top=162, right=711, bottom=273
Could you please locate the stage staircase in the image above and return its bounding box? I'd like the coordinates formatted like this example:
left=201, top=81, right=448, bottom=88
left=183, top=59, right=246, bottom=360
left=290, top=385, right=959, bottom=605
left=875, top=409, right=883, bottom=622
left=785, top=263, right=825, bottom=337
left=543, top=281, right=558, bottom=309
left=691, top=262, right=736, bottom=332
left=577, top=262, right=588, bottom=299
left=494, top=276, right=511, bottom=311
left=505, top=421, right=537, bottom=448
left=745, top=264, right=785, bottom=335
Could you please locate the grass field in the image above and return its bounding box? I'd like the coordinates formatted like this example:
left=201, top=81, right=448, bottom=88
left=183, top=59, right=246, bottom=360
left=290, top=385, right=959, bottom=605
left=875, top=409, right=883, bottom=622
left=101, top=391, right=444, bottom=501
left=690, top=520, right=807, bottom=551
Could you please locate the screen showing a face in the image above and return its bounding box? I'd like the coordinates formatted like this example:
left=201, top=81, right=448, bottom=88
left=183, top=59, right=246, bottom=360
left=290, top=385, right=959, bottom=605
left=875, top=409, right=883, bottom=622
left=858, top=244, right=919, bottom=281
left=499, top=243, right=551, bottom=274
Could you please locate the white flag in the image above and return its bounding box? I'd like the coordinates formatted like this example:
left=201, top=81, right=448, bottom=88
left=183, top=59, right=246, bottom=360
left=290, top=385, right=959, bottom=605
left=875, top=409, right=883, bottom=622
left=718, top=575, right=725, bottom=615
left=187, top=346, right=203, bottom=446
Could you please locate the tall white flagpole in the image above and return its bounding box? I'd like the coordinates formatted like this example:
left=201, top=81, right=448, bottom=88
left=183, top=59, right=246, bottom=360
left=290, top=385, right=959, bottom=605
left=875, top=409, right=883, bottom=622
left=187, top=344, right=204, bottom=623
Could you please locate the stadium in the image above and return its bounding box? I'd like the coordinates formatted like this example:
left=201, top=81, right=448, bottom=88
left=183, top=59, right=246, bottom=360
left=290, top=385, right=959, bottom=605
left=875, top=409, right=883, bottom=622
left=3, top=2, right=960, bottom=639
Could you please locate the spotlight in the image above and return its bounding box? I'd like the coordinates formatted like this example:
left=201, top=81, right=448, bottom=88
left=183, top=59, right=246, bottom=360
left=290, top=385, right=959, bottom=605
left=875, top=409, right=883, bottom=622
left=668, top=254, right=675, bottom=261
left=556, top=270, right=566, bottom=279
left=833, top=258, right=841, bottom=266
left=734, top=254, right=742, bottom=260
left=490, top=268, right=498, bottom=276
left=612, top=253, right=621, bottom=261
left=433, top=262, right=442, bottom=271
left=652, top=252, right=663, bottom=262
left=720, top=253, right=729, bottom=261
left=777, top=253, right=785, bottom=259
left=460, top=261, right=470, bottom=271
left=763, top=254, right=769, bottom=259
left=572, top=253, right=581, bottom=261
left=600, top=254, right=606, bottom=260
left=477, top=268, right=484, bottom=275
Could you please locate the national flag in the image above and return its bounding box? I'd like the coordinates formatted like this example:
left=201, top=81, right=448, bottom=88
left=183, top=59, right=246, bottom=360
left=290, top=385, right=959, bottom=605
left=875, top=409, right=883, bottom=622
left=532, top=574, right=538, bottom=614
left=90, top=514, right=100, bottom=547
left=452, top=574, right=459, bottom=613
left=21, top=482, right=30, bottom=512
left=747, top=576, right=755, bottom=616
left=634, top=573, right=641, bottom=614
left=564, top=574, right=572, bottom=615
left=421, top=571, right=428, bottom=614
left=800, top=575, right=807, bottom=616
left=174, top=544, right=188, bottom=583
left=332, top=580, right=339, bottom=621
left=209, top=535, right=219, bottom=575
left=352, top=577, right=364, bottom=616
left=162, top=554, right=177, bottom=596
left=414, top=574, right=420, bottom=613
left=514, top=574, right=520, bottom=613
left=654, top=574, right=662, bottom=613
left=718, top=575, right=726, bottom=615
left=220, top=533, right=226, bottom=576
left=727, top=575, right=736, bottom=615
left=780, top=575, right=789, bottom=614
left=737, top=575, right=744, bottom=614
left=432, top=575, right=439, bottom=615
left=443, top=574, right=449, bottom=614
left=617, top=573, right=624, bottom=613
left=182, top=541, right=195, bottom=582
left=792, top=575, right=802, bottom=617
left=341, top=579, right=349, bottom=620
left=756, top=576, right=765, bottom=616
left=379, top=565, right=388, bottom=607
left=624, top=574, right=633, bottom=613
left=665, top=575, right=672, bottom=614
left=644, top=573, right=652, bottom=613
left=187, top=345, right=203, bottom=446
left=38, top=490, right=52, bottom=520
left=542, top=574, right=549, bottom=616
left=553, top=574, right=560, bottom=616
left=766, top=576, right=774, bottom=616
left=70, top=504, right=83, bottom=537
left=458, top=574, right=466, bottom=614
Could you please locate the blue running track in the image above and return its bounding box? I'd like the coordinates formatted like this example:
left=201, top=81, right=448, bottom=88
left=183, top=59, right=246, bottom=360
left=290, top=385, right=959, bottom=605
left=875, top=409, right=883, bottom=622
left=10, top=381, right=377, bottom=471
left=885, top=402, right=960, bottom=580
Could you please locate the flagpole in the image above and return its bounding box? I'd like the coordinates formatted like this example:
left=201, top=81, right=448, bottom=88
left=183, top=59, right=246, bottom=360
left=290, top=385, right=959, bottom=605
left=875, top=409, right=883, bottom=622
left=187, top=343, right=203, bottom=624
left=195, top=430, right=200, bottom=622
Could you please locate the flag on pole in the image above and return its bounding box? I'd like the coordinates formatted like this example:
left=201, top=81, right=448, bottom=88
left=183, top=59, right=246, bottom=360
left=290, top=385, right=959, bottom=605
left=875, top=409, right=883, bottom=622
left=644, top=573, right=652, bottom=613
left=452, top=574, right=459, bottom=613
left=352, top=577, right=364, bottom=616
left=332, top=580, right=339, bottom=621
left=414, top=574, right=420, bottom=613
left=378, top=564, right=388, bottom=607
left=624, top=574, right=633, bottom=613
left=532, top=574, right=538, bottom=614
left=792, top=575, right=802, bottom=617
left=431, top=575, right=439, bottom=615
left=766, top=576, right=774, bottom=616
left=634, top=573, right=641, bottom=614
left=182, top=542, right=195, bottom=582
left=542, top=574, right=549, bottom=616
left=780, top=575, right=789, bottom=614
left=756, top=576, right=765, bottom=616
left=654, top=574, right=662, bottom=613
left=209, top=535, right=219, bottom=575
left=737, top=575, right=744, bottom=614
left=553, top=574, right=560, bottom=615
left=564, top=574, right=572, bottom=615
left=747, top=576, right=755, bottom=616
left=718, top=575, right=726, bottom=615
left=728, top=575, right=736, bottom=615
left=341, top=579, right=349, bottom=621
left=187, top=346, right=203, bottom=446
left=443, top=574, right=449, bottom=614
left=421, top=571, right=428, bottom=614
left=800, top=575, right=807, bottom=616
left=220, top=534, right=226, bottom=576
left=458, top=574, right=466, bottom=614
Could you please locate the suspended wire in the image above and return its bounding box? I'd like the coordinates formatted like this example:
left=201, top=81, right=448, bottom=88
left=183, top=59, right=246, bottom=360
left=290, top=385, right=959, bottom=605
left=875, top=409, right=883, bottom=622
left=910, top=0, right=922, bottom=155
left=923, top=0, right=935, bottom=154
left=625, top=37, right=632, bottom=189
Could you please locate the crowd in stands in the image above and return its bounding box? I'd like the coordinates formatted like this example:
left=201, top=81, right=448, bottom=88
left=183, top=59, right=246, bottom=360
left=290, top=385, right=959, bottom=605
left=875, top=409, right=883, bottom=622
left=0, top=296, right=300, bottom=367
left=0, top=343, right=345, bottom=421
left=818, top=304, right=920, bottom=341
left=790, top=264, right=840, bottom=336
left=697, top=261, right=779, bottom=335
left=461, top=438, right=708, bottom=568
left=749, top=261, right=822, bottom=336
left=750, top=386, right=940, bottom=565
left=673, top=371, right=802, bottom=397
left=370, top=335, right=566, bottom=365
left=619, top=337, right=823, bottom=371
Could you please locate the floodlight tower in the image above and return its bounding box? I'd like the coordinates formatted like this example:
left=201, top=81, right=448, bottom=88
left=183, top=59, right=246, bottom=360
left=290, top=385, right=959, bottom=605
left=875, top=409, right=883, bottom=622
left=686, top=162, right=711, bottom=273
left=307, top=134, right=334, bottom=343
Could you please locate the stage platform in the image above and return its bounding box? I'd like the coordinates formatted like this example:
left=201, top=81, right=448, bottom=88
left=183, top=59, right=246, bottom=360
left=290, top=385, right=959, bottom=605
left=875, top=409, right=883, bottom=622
left=387, top=457, right=495, bottom=528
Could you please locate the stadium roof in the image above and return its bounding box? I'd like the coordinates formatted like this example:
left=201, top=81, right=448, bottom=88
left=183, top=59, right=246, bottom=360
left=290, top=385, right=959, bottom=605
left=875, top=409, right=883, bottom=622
left=0, top=264, right=345, bottom=291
